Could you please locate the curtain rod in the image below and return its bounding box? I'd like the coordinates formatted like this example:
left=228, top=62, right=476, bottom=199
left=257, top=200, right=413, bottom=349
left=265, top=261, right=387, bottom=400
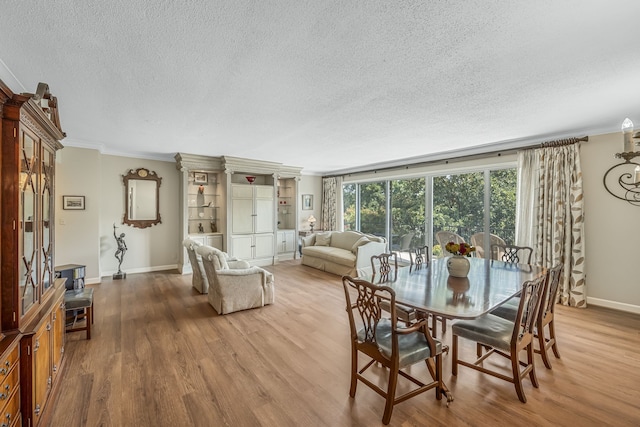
left=539, top=136, right=588, bottom=148
left=325, top=135, right=589, bottom=178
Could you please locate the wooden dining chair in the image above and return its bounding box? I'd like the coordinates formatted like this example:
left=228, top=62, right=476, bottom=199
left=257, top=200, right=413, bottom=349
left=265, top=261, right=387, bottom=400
left=535, top=263, right=563, bottom=368
left=409, top=245, right=429, bottom=271
left=342, top=276, right=448, bottom=424
left=491, top=264, right=564, bottom=369
left=491, top=243, right=533, bottom=264
left=371, top=253, right=416, bottom=325
left=451, top=274, right=546, bottom=403
left=370, top=252, right=398, bottom=282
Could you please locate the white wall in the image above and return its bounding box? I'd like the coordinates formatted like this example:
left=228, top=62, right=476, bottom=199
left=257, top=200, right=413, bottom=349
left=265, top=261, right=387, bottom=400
left=55, top=147, right=180, bottom=281
left=55, top=147, right=101, bottom=282
left=298, top=175, right=323, bottom=231
left=582, top=132, right=640, bottom=312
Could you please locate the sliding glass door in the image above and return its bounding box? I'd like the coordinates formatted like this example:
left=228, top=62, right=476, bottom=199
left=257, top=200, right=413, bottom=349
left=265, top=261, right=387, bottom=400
left=359, top=182, right=387, bottom=237
left=390, top=178, right=425, bottom=262
left=342, top=165, right=516, bottom=261
left=432, top=172, right=484, bottom=256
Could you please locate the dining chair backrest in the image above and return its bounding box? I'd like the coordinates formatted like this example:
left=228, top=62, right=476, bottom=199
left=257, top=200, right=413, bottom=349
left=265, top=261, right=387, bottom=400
left=540, top=263, right=563, bottom=322
left=370, top=253, right=398, bottom=282
left=471, top=232, right=506, bottom=259
left=342, top=276, right=395, bottom=344
left=491, top=243, right=533, bottom=265
left=513, top=274, right=547, bottom=346
left=436, top=231, right=465, bottom=257
left=409, top=245, right=429, bottom=271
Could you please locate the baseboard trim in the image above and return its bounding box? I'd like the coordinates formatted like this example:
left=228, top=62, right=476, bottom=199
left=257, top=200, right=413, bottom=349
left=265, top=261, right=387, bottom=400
left=587, top=297, right=640, bottom=315
left=101, top=264, right=179, bottom=278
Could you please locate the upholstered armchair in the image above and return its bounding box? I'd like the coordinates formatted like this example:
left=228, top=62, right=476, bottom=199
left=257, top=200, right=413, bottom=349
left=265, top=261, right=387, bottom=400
left=195, top=245, right=275, bottom=314
left=182, top=238, right=210, bottom=294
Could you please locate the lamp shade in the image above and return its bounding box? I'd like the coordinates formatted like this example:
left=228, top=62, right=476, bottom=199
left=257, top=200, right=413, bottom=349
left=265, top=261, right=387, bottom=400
left=308, top=215, right=316, bottom=223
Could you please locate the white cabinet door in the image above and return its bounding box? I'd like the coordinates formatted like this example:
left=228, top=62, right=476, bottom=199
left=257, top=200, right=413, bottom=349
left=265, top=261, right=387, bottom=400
left=283, top=230, right=296, bottom=252
left=231, top=184, right=274, bottom=234
left=231, top=235, right=253, bottom=260
left=255, top=197, right=274, bottom=233
left=255, top=234, right=275, bottom=259
left=232, top=198, right=254, bottom=234
left=207, top=235, right=223, bottom=250
left=277, top=230, right=296, bottom=253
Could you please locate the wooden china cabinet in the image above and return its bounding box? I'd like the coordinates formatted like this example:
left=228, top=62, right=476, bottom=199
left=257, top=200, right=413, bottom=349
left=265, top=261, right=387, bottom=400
left=1, top=80, right=66, bottom=427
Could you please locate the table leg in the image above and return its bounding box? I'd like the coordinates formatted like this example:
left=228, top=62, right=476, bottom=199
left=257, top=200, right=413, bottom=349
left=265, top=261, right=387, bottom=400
left=426, top=356, right=454, bottom=406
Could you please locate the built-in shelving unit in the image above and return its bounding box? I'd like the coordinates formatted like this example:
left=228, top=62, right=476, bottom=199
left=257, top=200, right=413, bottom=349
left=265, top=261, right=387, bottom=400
left=186, top=171, right=219, bottom=235
left=175, top=154, right=302, bottom=272
left=276, top=176, right=298, bottom=259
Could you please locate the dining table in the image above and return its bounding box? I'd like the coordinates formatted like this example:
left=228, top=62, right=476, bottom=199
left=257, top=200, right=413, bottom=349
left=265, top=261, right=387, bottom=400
left=360, top=256, right=545, bottom=322
left=357, top=256, right=546, bottom=404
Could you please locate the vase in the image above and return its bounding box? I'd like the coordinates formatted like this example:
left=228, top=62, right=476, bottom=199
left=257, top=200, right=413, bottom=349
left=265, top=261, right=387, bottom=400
left=447, top=255, right=470, bottom=277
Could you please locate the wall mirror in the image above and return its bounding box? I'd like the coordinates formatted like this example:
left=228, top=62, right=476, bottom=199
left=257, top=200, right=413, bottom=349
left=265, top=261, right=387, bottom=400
left=122, top=167, right=162, bottom=228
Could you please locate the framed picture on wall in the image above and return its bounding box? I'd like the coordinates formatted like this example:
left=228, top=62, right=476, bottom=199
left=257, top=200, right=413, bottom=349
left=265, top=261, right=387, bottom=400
left=63, top=195, right=85, bottom=210
left=193, top=172, right=208, bottom=184
left=302, top=194, right=313, bottom=210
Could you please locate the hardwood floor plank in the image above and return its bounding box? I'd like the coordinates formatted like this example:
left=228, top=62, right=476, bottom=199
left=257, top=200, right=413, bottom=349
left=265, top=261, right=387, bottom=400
left=48, top=261, right=640, bottom=426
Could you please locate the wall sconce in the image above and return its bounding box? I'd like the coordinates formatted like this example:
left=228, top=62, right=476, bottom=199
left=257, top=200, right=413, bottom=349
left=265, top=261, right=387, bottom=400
left=308, top=215, right=317, bottom=232
left=603, top=118, right=640, bottom=206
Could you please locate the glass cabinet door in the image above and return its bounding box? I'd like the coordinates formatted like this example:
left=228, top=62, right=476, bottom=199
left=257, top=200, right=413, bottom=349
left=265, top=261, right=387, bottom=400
left=20, top=129, right=39, bottom=316
left=41, top=145, right=54, bottom=294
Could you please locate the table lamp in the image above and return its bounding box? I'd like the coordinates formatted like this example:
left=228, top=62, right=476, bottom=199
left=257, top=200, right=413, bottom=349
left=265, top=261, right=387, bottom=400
left=308, top=215, right=316, bottom=232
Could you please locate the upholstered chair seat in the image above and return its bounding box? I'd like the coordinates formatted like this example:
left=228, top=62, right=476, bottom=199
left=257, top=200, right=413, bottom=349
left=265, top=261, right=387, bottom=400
left=452, top=314, right=518, bottom=352
left=196, top=245, right=274, bottom=314
left=369, top=318, right=444, bottom=367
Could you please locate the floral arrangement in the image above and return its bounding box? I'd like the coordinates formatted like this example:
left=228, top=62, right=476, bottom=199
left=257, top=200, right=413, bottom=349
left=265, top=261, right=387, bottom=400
left=445, top=241, right=476, bottom=257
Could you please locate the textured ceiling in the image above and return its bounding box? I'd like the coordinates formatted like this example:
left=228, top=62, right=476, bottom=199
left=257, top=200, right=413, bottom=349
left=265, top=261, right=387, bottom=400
left=1, top=1, right=640, bottom=174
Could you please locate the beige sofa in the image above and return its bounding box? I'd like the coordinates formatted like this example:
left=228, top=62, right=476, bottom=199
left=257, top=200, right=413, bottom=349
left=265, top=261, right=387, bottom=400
left=301, top=230, right=387, bottom=276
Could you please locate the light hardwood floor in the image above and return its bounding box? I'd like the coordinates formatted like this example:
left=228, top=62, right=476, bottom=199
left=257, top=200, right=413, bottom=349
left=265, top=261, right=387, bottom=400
left=50, top=260, right=640, bottom=426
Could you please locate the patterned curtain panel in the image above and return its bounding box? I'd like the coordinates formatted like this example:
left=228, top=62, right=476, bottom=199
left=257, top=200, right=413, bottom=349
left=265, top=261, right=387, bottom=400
left=517, top=143, right=586, bottom=307
left=321, top=177, right=338, bottom=231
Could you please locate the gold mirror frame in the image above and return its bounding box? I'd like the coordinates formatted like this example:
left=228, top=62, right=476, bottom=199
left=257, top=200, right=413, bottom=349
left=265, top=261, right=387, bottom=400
left=122, top=167, right=162, bottom=229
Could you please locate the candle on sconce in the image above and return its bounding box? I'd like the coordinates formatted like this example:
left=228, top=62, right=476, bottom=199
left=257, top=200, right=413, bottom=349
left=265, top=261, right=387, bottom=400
left=635, top=165, right=640, bottom=184
left=622, top=118, right=634, bottom=152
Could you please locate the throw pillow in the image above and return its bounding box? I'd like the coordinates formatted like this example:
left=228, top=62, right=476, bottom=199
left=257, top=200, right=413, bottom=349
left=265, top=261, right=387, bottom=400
left=315, top=232, right=332, bottom=246
left=351, top=236, right=371, bottom=254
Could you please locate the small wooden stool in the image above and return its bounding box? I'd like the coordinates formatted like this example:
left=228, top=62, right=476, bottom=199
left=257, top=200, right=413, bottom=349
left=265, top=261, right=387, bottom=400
left=65, top=288, right=94, bottom=339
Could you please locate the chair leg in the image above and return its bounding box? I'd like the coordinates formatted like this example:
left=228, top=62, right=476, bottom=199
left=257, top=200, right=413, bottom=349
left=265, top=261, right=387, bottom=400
left=548, top=320, right=561, bottom=359
left=86, top=306, right=92, bottom=340
left=349, top=347, right=358, bottom=397
left=537, top=324, right=553, bottom=369
left=441, top=317, right=446, bottom=334
left=452, top=335, right=458, bottom=376
left=382, top=366, right=399, bottom=425
left=511, top=352, right=527, bottom=403
left=435, top=354, right=443, bottom=401
left=527, top=344, right=538, bottom=388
